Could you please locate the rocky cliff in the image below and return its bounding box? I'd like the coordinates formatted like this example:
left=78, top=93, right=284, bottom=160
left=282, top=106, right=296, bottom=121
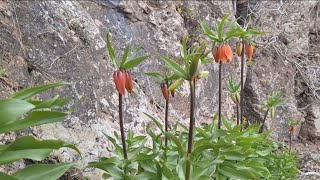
left=0, top=0, right=319, bottom=178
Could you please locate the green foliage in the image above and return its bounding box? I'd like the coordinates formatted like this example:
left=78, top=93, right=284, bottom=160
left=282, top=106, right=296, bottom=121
left=90, top=115, right=299, bottom=179
left=106, top=34, right=149, bottom=70
left=200, top=16, right=263, bottom=44
left=261, top=90, right=285, bottom=120
left=158, top=36, right=209, bottom=92
left=0, top=83, right=80, bottom=179
left=226, top=76, right=240, bottom=94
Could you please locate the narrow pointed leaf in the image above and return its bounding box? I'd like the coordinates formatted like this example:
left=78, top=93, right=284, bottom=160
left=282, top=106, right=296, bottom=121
left=0, top=111, right=67, bottom=134
left=218, top=15, right=229, bottom=41
left=0, top=99, right=35, bottom=125
left=0, top=136, right=80, bottom=165
left=159, top=54, right=188, bottom=79
left=119, top=43, right=131, bottom=68
left=11, top=82, right=68, bottom=100
left=12, top=163, right=73, bottom=180
left=168, top=78, right=184, bottom=91
left=106, top=34, right=118, bottom=68
left=144, top=113, right=164, bottom=132
left=122, top=55, right=149, bottom=69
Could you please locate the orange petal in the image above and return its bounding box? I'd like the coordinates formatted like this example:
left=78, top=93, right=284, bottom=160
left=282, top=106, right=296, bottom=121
left=219, top=44, right=228, bottom=63
left=246, top=43, right=254, bottom=60
left=225, top=44, right=233, bottom=61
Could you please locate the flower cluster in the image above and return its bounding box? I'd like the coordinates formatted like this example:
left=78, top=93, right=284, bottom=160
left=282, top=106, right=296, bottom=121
left=113, top=70, right=134, bottom=95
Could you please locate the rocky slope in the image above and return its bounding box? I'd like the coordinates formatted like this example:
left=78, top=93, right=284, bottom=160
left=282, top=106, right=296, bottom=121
left=0, top=0, right=319, bottom=178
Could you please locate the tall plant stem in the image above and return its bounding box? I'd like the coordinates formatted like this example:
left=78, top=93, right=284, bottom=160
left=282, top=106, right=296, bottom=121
left=289, top=131, right=292, bottom=152
left=119, top=94, right=128, bottom=174
left=236, top=103, right=240, bottom=125
left=164, top=97, right=169, bottom=146
left=218, top=62, right=222, bottom=129
left=259, top=108, right=269, bottom=133
left=193, top=79, right=196, bottom=125
left=240, top=40, right=246, bottom=126
left=186, top=80, right=195, bottom=180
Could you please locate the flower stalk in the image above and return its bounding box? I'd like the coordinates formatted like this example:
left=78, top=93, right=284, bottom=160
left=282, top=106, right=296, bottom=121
left=259, top=107, right=269, bottom=133
left=186, top=80, right=195, bottom=180
left=240, top=40, right=246, bottom=126
left=218, top=61, right=222, bottom=129
left=118, top=93, right=128, bottom=174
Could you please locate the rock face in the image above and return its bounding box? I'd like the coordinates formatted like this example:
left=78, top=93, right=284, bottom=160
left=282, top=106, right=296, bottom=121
left=0, top=0, right=319, bottom=178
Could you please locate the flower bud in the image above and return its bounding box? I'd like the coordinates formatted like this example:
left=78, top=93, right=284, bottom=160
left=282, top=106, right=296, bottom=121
left=125, top=71, right=133, bottom=94
left=271, top=107, right=275, bottom=120
left=236, top=41, right=243, bottom=57
left=161, top=83, right=169, bottom=100
left=113, top=71, right=120, bottom=93
left=212, top=47, right=219, bottom=63
left=171, top=89, right=175, bottom=97
left=246, top=43, right=254, bottom=61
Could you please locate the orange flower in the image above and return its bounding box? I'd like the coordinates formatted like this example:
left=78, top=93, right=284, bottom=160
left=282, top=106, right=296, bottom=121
left=246, top=43, right=254, bottom=61
left=289, top=126, right=295, bottom=133
left=125, top=71, right=133, bottom=94
left=236, top=41, right=243, bottom=57
left=215, top=44, right=233, bottom=63
left=161, top=83, right=169, bottom=100
left=113, top=70, right=126, bottom=95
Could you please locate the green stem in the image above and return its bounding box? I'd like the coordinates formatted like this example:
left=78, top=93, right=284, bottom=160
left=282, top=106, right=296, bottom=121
left=119, top=94, right=128, bottom=175
left=218, top=62, right=222, bottom=129
left=259, top=108, right=269, bottom=133
left=165, top=97, right=169, bottom=146
left=240, top=40, right=245, bottom=126
left=186, top=80, right=195, bottom=180
left=236, top=103, right=240, bottom=125
left=289, top=131, right=292, bottom=152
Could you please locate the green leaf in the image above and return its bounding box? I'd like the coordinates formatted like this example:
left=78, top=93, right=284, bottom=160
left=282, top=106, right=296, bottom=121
left=32, top=96, right=70, bottom=109
left=12, top=163, right=73, bottom=180
left=159, top=54, right=188, bottom=79
left=0, top=99, right=35, bottom=125
left=0, top=111, right=67, bottom=134
left=182, top=36, right=188, bottom=60
left=89, top=159, right=123, bottom=179
left=199, top=21, right=216, bottom=38
left=144, top=113, right=164, bottom=132
left=167, top=73, right=180, bottom=81
left=0, top=136, right=80, bottom=165
left=122, top=55, right=149, bottom=70
left=119, top=43, right=131, bottom=68
left=164, top=132, right=184, bottom=154
left=106, top=34, right=118, bottom=68
left=218, top=15, right=229, bottom=41
left=168, top=78, right=184, bottom=91
left=11, top=82, right=68, bottom=100
left=144, top=72, right=164, bottom=79
left=221, top=116, right=232, bottom=131
left=0, top=172, right=18, bottom=180
left=189, top=58, right=201, bottom=80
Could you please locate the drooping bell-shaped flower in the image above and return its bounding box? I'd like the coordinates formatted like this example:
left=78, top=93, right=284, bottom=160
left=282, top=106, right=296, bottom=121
left=161, top=83, right=169, bottom=100
left=236, top=41, right=243, bottom=57
left=212, top=46, right=219, bottom=63
left=113, top=70, right=126, bottom=95
left=125, top=71, right=133, bottom=94
left=213, top=44, right=233, bottom=63
left=246, top=43, right=254, bottom=61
